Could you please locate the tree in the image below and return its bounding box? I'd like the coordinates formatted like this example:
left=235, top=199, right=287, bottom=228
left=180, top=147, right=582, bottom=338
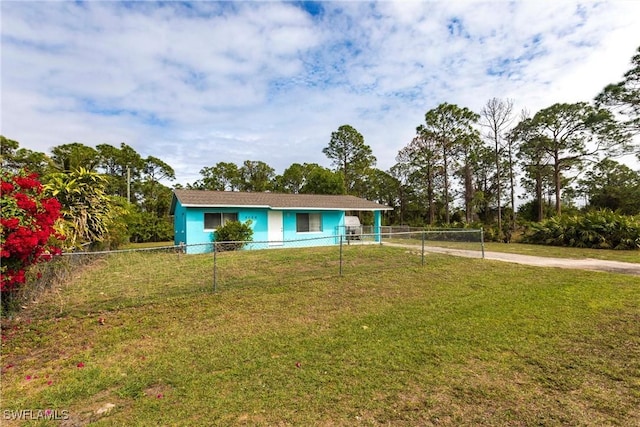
left=238, top=160, right=275, bottom=192
left=126, top=210, right=173, bottom=243
left=512, top=118, right=553, bottom=222
left=11, top=149, right=53, bottom=177
left=469, top=144, right=501, bottom=223
left=323, top=125, right=376, bottom=196
left=300, top=167, right=345, bottom=195
left=455, top=128, right=483, bottom=223
left=0, top=136, right=20, bottom=170
left=514, top=102, right=630, bottom=216
left=480, top=98, right=514, bottom=234
left=579, top=159, right=640, bottom=215
left=50, top=143, right=100, bottom=172
left=275, top=163, right=304, bottom=193
left=0, top=136, right=53, bottom=176
left=96, top=143, right=145, bottom=200
left=420, top=103, right=480, bottom=224
left=595, top=46, right=640, bottom=134
left=360, top=168, right=400, bottom=224
left=144, top=156, right=175, bottom=183
left=140, top=156, right=175, bottom=217
left=1, top=170, right=63, bottom=296
left=395, top=132, right=441, bottom=224
left=196, top=162, right=241, bottom=191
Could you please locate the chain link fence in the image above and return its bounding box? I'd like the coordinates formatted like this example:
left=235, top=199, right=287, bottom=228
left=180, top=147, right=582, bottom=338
left=5, top=229, right=483, bottom=314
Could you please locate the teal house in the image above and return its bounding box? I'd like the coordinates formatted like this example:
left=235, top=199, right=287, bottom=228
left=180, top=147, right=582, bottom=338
left=170, top=190, right=392, bottom=254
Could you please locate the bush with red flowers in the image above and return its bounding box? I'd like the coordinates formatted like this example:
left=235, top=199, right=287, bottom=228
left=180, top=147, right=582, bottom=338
left=1, top=170, right=64, bottom=296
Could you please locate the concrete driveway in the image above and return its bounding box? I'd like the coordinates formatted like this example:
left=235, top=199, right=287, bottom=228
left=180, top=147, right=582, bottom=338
left=384, top=243, right=640, bottom=276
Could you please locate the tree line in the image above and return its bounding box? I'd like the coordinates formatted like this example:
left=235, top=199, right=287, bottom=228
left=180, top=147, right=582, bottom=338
left=1, top=47, right=638, bottom=245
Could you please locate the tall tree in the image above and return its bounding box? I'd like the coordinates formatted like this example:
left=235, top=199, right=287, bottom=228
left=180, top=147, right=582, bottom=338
left=11, top=149, right=53, bottom=177
left=196, top=162, right=241, bottom=191
left=512, top=118, right=553, bottom=222
left=50, top=143, right=100, bottom=172
left=239, top=160, right=275, bottom=192
left=578, top=159, right=640, bottom=215
left=274, top=163, right=336, bottom=194
left=0, top=136, right=20, bottom=170
left=595, top=46, right=640, bottom=134
left=300, top=166, right=345, bottom=195
left=396, top=132, right=441, bottom=224
left=456, top=128, right=483, bottom=223
left=361, top=169, right=399, bottom=206
left=276, top=163, right=306, bottom=193
left=96, top=143, right=145, bottom=200
left=0, top=137, right=53, bottom=176
left=469, top=144, right=501, bottom=223
left=322, top=125, right=376, bottom=197
left=144, top=156, right=175, bottom=183
left=140, top=156, right=175, bottom=216
left=480, top=98, right=514, bottom=234
left=420, top=103, right=480, bottom=224
left=514, top=102, right=631, bottom=216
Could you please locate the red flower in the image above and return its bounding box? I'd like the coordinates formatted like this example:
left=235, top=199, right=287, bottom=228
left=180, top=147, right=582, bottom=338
left=0, top=218, right=20, bottom=229
left=1, top=170, right=63, bottom=291
left=14, top=176, right=42, bottom=192
left=14, top=193, right=38, bottom=212
left=77, top=362, right=85, bottom=368
left=0, top=181, right=14, bottom=194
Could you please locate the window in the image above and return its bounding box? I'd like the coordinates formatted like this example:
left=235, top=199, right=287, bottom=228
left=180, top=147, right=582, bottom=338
left=296, top=213, right=322, bottom=232
left=204, top=212, right=238, bottom=230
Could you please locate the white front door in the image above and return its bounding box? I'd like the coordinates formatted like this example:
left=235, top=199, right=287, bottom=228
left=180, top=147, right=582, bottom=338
left=268, top=210, right=283, bottom=246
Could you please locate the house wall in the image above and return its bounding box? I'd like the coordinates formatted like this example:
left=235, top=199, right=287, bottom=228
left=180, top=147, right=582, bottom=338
left=374, top=210, right=381, bottom=242
left=176, top=204, right=352, bottom=254
left=173, top=202, right=187, bottom=247
left=174, top=199, right=385, bottom=254
left=181, top=206, right=269, bottom=254
left=281, top=210, right=344, bottom=247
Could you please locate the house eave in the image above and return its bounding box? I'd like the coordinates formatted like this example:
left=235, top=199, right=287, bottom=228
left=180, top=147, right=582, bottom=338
left=178, top=203, right=392, bottom=211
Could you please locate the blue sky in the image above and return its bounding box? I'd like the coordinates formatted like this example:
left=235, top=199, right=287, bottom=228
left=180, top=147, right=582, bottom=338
left=1, top=1, right=639, bottom=186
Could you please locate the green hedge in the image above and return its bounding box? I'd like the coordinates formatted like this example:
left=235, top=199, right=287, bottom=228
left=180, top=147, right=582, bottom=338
left=522, top=210, right=640, bottom=250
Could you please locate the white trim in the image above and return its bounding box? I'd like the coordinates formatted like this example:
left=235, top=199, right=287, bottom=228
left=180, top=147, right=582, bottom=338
left=180, top=203, right=392, bottom=211
left=181, top=203, right=270, bottom=209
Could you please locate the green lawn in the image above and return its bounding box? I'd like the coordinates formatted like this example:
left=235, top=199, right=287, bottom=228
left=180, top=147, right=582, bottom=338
left=2, top=245, right=639, bottom=425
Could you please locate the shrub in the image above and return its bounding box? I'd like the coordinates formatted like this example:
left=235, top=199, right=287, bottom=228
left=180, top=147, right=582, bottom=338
left=43, top=168, right=115, bottom=249
left=126, top=210, right=173, bottom=244
left=1, top=170, right=64, bottom=309
left=522, top=210, right=640, bottom=250
left=213, top=220, right=253, bottom=251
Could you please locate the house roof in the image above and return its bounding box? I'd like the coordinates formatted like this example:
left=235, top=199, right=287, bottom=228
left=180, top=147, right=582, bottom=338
left=171, top=189, right=393, bottom=213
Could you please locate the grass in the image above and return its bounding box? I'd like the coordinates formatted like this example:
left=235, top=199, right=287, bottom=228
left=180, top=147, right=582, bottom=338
left=120, top=241, right=174, bottom=250
left=2, top=245, right=639, bottom=426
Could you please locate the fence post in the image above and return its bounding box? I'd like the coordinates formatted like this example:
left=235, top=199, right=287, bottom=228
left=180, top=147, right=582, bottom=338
left=480, top=228, right=485, bottom=259
left=213, top=242, right=217, bottom=292
left=421, top=230, right=425, bottom=266
left=339, top=234, right=343, bottom=276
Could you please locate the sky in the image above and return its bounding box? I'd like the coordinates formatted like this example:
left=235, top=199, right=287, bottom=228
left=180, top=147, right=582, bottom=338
left=1, top=0, right=639, bottom=187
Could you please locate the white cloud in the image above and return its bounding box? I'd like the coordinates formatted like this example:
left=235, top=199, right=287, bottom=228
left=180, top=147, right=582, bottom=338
left=1, top=0, right=638, bottom=187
